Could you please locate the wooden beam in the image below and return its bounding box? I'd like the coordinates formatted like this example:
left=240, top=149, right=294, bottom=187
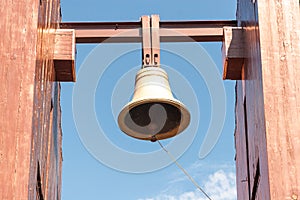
left=234, top=0, right=300, bottom=199
left=257, top=0, right=300, bottom=199
left=0, top=1, right=39, bottom=198
left=54, top=29, right=76, bottom=82
left=60, top=20, right=237, bottom=43
left=222, top=27, right=244, bottom=80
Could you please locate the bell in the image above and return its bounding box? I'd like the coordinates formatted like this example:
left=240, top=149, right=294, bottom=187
left=118, top=66, right=190, bottom=141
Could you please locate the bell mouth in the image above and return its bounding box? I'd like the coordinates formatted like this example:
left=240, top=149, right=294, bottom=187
left=118, top=98, right=190, bottom=141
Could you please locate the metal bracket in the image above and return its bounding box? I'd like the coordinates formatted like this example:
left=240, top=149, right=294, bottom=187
left=141, top=16, right=151, bottom=66
left=151, top=15, right=160, bottom=66
left=141, top=15, right=160, bottom=67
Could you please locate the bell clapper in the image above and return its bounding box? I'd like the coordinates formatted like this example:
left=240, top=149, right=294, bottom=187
left=150, top=135, right=157, bottom=142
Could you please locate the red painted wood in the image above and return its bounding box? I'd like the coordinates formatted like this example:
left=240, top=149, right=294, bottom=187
left=0, top=0, right=62, bottom=199
left=235, top=0, right=300, bottom=199
left=258, top=0, right=300, bottom=199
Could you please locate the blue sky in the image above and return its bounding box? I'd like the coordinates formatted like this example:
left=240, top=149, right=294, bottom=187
left=60, top=0, right=237, bottom=199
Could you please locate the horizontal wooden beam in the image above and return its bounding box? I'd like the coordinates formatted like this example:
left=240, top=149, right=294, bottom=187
left=222, top=27, right=245, bottom=80
left=54, top=20, right=241, bottom=82
left=60, top=20, right=237, bottom=43
left=54, top=29, right=76, bottom=82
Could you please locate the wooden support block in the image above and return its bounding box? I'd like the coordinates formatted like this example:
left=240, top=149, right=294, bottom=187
left=54, top=29, right=76, bottom=82
left=222, top=27, right=244, bottom=80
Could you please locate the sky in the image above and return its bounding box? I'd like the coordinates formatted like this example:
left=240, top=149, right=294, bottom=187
left=60, top=0, right=237, bottom=200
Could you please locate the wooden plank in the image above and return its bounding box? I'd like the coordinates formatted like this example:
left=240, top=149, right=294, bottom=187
left=0, top=1, right=40, bottom=199
left=60, top=20, right=237, bottom=29
left=257, top=0, right=300, bottom=199
left=60, top=20, right=238, bottom=43
left=28, top=0, right=63, bottom=199
left=235, top=0, right=271, bottom=199
left=234, top=83, right=250, bottom=200
left=0, top=0, right=63, bottom=199
left=74, top=28, right=141, bottom=43
left=73, top=27, right=226, bottom=43
left=54, top=29, right=76, bottom=82
left=235, top=0, right=300, bottom=199
left=222, top=27, right=244, bottom=80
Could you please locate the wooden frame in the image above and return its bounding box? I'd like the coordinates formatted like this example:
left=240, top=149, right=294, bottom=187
left=54, top=18, right=243, bottom=82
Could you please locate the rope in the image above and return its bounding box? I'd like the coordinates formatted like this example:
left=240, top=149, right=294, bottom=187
left=157, top=140, right=213, bottom=200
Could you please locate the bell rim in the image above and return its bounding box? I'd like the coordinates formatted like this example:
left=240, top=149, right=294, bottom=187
left=118, top=98, right=190, bottom=141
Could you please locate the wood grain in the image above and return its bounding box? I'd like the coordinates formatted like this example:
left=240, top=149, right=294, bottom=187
left=235, top=0, right=300, bottom=199
left=258, top=0, right=300, bottom=199
left=29, top=0, right=63, bottom=199
left=234, top=83, right=250, bottom=199
left=222, top=27, right=244, bottom=80
left=54, top=29, right=76, bottom=82
left=0, top=0, right=40, bottom=199
left=0, top=0, right=63, bottom=199
left=236, top=0, right=271, bottom=199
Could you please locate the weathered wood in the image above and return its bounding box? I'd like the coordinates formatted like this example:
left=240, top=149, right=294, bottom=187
left=234, top=83, right=250, bottom=199
left=235, top=0, right=300, bottom=199
left=54, top=29, right=76, bottom=82
left=222, top=27, right=244, bottom=80
left=0, top=1, right=40, bottom=199
left=258, top=0, right=300, bottom=199
left=29, top=0, right=62, bottom=198
left=235, top=0, right=271, bottom=199
left=0, top=0, right=63, bottom=199
left=60, top=20, right=238, bottom=43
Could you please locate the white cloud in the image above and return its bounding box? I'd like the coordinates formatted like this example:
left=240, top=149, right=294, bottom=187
left=138, top=170, right=237, bottom=200
left=167, top=161, right=235, bottom=186
left=204, top=170, right=236, bottom=200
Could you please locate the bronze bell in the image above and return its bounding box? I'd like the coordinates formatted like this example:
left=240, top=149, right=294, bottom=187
left=118, top=66, right=190, bottom=141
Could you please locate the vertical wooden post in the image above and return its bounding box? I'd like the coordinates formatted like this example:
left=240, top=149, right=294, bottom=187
left=258, top=0, right=300, bottom=199
left=0, top=1, right=40, bottom=198
left=0, top=0, right=63, bottom=199
left=235, top=0, right=300, bottom=199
